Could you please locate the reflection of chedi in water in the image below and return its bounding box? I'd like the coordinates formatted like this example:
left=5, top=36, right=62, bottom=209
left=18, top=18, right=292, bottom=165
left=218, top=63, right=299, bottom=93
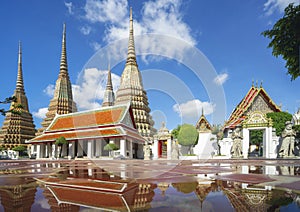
left=0, top=177, right=37, bottom=212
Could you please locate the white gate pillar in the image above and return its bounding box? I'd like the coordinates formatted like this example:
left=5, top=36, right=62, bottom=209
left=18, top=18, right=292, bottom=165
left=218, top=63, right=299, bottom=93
left=242, top=128, right=249, bottom=159
left=153, top=139, right=158, bottom=160
left=167, top=138, right=172, bottom=160
left=87, top=140, right=93, bottom=158
left=68, top=142, right=75, bottom=158
left=120, top=139, right=126, bottom=157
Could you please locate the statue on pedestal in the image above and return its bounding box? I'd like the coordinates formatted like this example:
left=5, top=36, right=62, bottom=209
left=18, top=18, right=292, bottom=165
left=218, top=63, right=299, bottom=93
left=231, top=126, right=243, bottom=158
left=279, top=121, right=296, bottom=158
left=171, top=141, right=179, bottom=160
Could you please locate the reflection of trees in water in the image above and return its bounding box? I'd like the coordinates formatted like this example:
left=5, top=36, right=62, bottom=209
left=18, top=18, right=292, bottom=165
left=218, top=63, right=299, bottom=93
left=170, top=180, right=299, bottom=212
left=172, top=182, right=198, bottom=194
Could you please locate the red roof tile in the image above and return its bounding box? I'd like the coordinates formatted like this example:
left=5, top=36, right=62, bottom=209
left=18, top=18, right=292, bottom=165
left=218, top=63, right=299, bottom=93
left=225, top=86, right=280, bottom=129
left=48, top=107, right=125, bottom=131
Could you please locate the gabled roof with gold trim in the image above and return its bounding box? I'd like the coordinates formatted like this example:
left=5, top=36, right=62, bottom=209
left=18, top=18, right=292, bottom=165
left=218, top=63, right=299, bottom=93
left=225, top=84, right=281, bottom=129
left=196, top=110, right=212, bottom=132
left=28, top=104, right=145, bottom=143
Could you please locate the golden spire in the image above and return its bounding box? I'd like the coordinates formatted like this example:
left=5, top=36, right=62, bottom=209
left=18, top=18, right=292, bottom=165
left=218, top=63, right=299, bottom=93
left=60, top=23, right=68, bottom=75
left=126, top=7, right=137, bottom=66
left=16, top=41, right=24, bottom=92
left=102, top=63, right=115, bottom=107
left=106, top=63, right=113, bottom=90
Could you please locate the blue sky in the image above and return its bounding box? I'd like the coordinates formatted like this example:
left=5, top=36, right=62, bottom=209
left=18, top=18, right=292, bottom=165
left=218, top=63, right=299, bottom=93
left=0, top=0, right=299, bottom=131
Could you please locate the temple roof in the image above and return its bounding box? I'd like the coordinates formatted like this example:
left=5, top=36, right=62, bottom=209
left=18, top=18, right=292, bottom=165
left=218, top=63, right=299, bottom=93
left=28, top=104, right=146, bottom=143
left=196, top=109, right=212, bottom=132
left=225, top=84, right=281, bottom=129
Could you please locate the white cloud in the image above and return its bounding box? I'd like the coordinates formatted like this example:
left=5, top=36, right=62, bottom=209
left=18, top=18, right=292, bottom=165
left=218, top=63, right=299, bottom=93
left=264, top=0, right=299, bottom=15
left=43, top=84, right=55, bottom=97
left=90, top=41, right=101, bottom=51
left=173, top=99, right=215, bottom=119
left=33, top=107, right=48, bottom=119
left=84, top=0, right=128, bottom=23
left=72, top=68, right=120, bottom=110
left=214, top=73, right=228, bottom=86
left=82, top=0, right=196, bottom=58
left=64, top=2, right=74, bottom=15
left=80, top=26, right=92, bottom=35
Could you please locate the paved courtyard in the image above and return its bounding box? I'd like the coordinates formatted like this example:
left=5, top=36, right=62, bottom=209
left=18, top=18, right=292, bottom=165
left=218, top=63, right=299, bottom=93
left=1, top=158, right=299, bottom=192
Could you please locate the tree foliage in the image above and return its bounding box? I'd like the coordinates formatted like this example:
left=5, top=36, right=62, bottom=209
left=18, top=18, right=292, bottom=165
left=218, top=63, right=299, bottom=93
left=12, top=145, right=27, bottom=156
left=0, top=96, right=22, bottom=116
left=250, top=130, right=263, bottom=145
left=55, top=136, right=68, bottom=146
left=55, top=136, right=68, bottom=158
left=177, top=124, right=198, bottom=147
left=262, top=3, right=300, bottom=80
left=104, top=143, right=119, bottom=151
left=104, top=143, right=119, bottom=157
left=267, top=112, right=293, bottom=136
left=171, top=125, right=181, bottom=139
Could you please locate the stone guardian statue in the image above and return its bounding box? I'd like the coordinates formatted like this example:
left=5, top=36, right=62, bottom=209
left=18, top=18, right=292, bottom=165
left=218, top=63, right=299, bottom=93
left=279, top=121, right=296, bottom=158
left=231, top=126, right=243, bottom=158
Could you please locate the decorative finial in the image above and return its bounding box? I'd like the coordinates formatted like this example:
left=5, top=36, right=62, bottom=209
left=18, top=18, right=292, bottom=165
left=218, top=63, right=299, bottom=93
left=130, top=7, right=133, bottom=21
left=260, top=80, right=263, bottom=88
left=256, top=80, right=258, bottom=88
left=102, top=62, right=115, bottom=107
left=16, top=41, right=24, bottom=91
left=126, top=7, right=137, bottom=66
left=60, top=23, right=68, bottom=75
left=106, top=63, right=113, bottom=90
left=202, top=107, right=204, bottom=116
left=252, top=79, right=254, bottom=87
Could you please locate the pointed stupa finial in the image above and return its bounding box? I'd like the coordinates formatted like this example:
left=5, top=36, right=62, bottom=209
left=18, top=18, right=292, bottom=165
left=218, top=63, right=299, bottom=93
left=60, top=23, right=68, bottom=75
left=260, top=80, right=263, bottom=88
left=106, top=63, right=113, bottom=90
left=126, top=7, right=137, bottom=66
left=16, top=41, right=24, bottom=91
left=201, top=107, right=204, bottom=116
left=102, top=63, right=115, bottom=107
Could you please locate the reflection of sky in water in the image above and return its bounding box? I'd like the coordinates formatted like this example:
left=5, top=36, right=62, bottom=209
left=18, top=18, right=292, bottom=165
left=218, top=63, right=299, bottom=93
left=31, top=188, right=50, bottom=212
left=0, top=161, right=299, bottom=211
left=148, top=186, right=234, bottom=212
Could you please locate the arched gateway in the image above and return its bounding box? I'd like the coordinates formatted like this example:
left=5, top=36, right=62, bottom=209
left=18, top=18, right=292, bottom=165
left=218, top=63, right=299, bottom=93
left=222, top=83, right=281, bottom=159
left=241, top=111, right=275, bottom=158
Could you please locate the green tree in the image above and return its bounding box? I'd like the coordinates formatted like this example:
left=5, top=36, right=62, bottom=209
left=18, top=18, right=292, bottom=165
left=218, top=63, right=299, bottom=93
left=177, top=124, right=198, bottom=154
left=55, top=136, right=68, bottom=158
left=250, top=130, right=263, bottom=145
left=0, top=96, right=22, bottom=116
left=12, top=145, right=27, bottom=156
left=267, top=112, right=293, bottom=136
left=293, top=125, right=300, bottom=138
left=0, top=146, right=6, bottom=152
left=171, top=125, right=181, bottom=139
left=104, top=143, right=119, bottom=157
left=262, top=3, right=300, bottom=80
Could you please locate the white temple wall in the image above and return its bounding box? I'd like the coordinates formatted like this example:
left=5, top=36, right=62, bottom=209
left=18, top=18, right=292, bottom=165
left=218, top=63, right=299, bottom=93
left=219, top=138, right=232, bottom=157
left=193, top=133, right=217, bottom=159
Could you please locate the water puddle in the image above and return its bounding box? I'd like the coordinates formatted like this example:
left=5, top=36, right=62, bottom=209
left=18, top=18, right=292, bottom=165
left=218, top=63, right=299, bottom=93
left=0, top=160, right=299, bottom=211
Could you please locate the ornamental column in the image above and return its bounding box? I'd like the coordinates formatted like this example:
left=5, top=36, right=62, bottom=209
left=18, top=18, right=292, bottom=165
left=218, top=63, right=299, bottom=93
left=242, top=128, right=249, bottom=159
left=120, top=139, right=126, bottom=157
